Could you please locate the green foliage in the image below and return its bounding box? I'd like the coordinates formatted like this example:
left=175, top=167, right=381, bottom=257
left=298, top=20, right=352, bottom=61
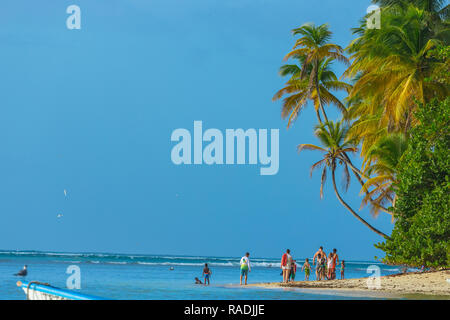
left=376, top=98, right=450, bottom=268
left=274, top=1, right=449, bottom=265
left=426, top=44, right=450, bottom=84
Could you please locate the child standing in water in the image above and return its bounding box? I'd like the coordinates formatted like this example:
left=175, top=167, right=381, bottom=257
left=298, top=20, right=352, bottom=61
left=203, top=263, right=212, bottom=286
left=302, top=258, right=311, bottom=281
left=289, top=260, right=297, bottom=282
left=340, top=260, right=345, bottom=280
left=327, top=253, right=334, bottom=279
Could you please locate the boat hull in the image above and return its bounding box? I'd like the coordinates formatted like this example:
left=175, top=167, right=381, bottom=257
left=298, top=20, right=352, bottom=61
left=17, top=281, right=106, bottom=300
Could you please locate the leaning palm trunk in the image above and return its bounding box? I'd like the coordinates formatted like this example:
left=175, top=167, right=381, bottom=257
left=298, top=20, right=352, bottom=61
left=331, top=166, right=390, bottom=239
left=340, top=153, right=393, bottom=215
left=315, top=106, right=323, bottom=124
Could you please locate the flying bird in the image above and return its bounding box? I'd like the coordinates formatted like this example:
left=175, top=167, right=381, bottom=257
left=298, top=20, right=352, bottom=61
left=14, top=265, right=27, bottom=277
left=57, top=214, right=63, bottom=218
left=64, top=189, right=67, bottom=197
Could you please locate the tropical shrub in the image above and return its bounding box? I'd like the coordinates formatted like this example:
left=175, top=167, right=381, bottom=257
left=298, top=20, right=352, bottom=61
left=376, top=98, right=450, bottom=268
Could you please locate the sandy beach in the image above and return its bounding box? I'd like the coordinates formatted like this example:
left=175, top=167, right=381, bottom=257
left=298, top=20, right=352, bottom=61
left=248, top=270, right=450, bottom=298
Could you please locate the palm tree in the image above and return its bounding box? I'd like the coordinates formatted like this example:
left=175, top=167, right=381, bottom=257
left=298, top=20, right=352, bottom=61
left=342, top=4, right=448, bottom=217
left=372, top=1, right=450, bottom=48
left=345, top=96, right=389, bottom=157
left=373, top=0, right=449, bottom=19
left=360, top=133, right=408, bottom=216
left=273, top=57, right=351, bottom=127
left=298, top=121, right=390, bottom=239
left=280, top=23, right=349, bottom=125
left=274, top=24, right=392, bottom=219
left=345, top=4, right=449, bottom=132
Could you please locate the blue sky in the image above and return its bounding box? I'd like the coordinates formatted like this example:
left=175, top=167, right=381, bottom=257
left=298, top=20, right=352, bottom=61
left=0, top=0, right=393, bottom=260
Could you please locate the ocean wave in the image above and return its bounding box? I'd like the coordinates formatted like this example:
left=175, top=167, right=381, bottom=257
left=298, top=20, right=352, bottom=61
left=0, top=250, right=391, bottom=270
left=107, top=261, right=282, bottom=268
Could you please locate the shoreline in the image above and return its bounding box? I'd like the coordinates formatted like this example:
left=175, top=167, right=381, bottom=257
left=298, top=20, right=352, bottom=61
left=244, top=270, right=450, bottom=299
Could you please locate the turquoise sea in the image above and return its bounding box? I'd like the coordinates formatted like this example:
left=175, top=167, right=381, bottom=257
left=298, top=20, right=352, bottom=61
left=0, top=251, right=404, bottom=300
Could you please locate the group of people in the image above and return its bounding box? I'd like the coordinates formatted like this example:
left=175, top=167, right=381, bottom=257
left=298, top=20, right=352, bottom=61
left=280, top=247, right=345, bottom=283
left=196, top=248, right=345, bottom=286
left=312, top=246, right=344, bottom=281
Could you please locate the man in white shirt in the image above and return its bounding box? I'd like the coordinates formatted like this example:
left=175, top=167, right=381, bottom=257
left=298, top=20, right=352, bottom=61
left=240, top=252, right=251, bottom=285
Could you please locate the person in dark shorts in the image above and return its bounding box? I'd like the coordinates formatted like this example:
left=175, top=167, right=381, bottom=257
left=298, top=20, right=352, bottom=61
left=313, top=246, right=327, bottom=279
left=316, top=253, right=326, bottom=281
